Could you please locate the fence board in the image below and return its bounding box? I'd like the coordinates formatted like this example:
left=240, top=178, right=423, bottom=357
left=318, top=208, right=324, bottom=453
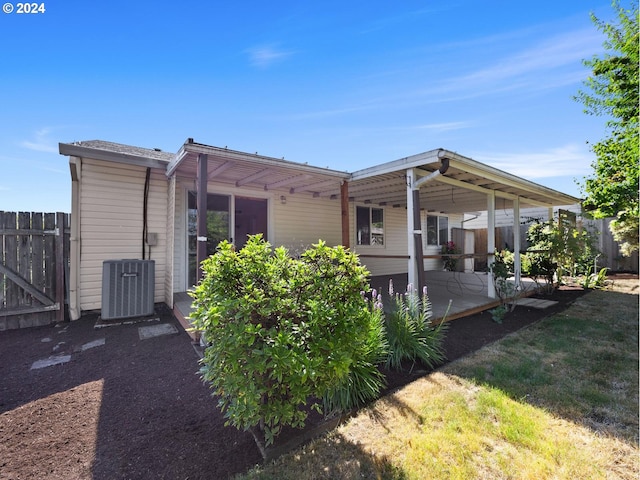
left=43, top=213, right=55, bottom=302
left=18, top=212, right=31, bottom=306
left=31, top=212, right=45, bottom=300
left=3, top=212, right=18, bottom=307
left=0, top=211, right=70, bottom=330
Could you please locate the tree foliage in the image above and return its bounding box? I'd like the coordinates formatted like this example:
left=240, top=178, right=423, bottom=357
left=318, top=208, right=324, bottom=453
left=576, top=1, right=639, bottom=255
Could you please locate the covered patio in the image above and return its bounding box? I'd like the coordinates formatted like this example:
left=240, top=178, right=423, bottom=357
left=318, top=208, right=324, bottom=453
left=369, top=270, right=546, bottom=322
left=168, top=142, right=578, bottom=337
left=174, top=270, right=547, bottom=338
left=347, top=148, right=580, bottom=300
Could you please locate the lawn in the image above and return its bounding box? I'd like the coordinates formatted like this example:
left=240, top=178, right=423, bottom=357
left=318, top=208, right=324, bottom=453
left=237, top=278, right=639, bottom=480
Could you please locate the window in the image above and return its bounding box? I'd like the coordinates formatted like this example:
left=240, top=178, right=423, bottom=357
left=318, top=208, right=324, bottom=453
left=426, top=215, right=449, bottom=246
left=357, top=206, right=384, bottom=245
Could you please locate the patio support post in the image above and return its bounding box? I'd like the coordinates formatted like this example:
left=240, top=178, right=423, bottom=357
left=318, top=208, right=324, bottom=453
left=196, top=153, right=208, bottom=282
left=406, top=169, right=417, bottom=290
left=412, top=188, right=425, bottom=294
left=487, top=191, right=496, bottom=298
left=406, top=169, right=424, bottom=294
left=341, top=180, right=350, bottom=248
left=513, top=196, right=521, bottom=289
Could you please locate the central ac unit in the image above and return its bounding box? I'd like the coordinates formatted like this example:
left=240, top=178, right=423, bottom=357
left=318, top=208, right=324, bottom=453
left=101, top=259, right=155, bottom=320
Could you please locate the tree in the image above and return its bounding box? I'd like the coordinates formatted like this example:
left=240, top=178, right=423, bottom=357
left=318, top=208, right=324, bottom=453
left=575, top=1, right=639, bottom=256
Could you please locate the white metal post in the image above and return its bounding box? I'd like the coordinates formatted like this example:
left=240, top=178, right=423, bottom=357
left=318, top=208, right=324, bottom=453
left=487, top=191, right=496, bottom=298
left=513, top=196, right=521, bottom=289
left=406, top=169, right=417, bottom=289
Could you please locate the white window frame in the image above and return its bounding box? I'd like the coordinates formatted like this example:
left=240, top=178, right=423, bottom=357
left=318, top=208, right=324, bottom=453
left=426, top=215, right=449, bottom=246
left=356, top=205, right=385, bottom=246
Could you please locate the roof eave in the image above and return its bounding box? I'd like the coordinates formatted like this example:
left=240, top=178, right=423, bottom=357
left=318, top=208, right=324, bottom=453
left=59, top=142, right=171, bottom=170
left=168, top=139, right=351, bottom=180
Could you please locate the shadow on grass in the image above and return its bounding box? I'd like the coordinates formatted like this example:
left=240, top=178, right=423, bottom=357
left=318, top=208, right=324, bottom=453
left=240, top=431, right=410, bottom=480
left=443, top=289, right=639, bottom=446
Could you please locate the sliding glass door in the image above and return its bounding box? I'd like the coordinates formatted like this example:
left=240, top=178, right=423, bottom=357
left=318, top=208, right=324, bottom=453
left=187, top=192, right=267, bottom=286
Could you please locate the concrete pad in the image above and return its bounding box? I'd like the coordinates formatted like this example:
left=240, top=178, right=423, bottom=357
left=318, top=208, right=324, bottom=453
left=138, top=323, right=178, bottom=340
left=517, top=298, right=558, bottom=309
left=81, top=338, right=106, bottom=351
left=31, top=355, right=72, bottom=370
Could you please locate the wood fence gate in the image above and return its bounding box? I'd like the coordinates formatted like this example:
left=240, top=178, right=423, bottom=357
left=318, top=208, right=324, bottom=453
left=0, top=211, right=70, bottom=330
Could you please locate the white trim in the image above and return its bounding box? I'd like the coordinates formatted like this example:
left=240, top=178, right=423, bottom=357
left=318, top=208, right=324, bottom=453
left=354, top=203, right=386, bottom=249
left=487, top=191, right=496, bottom=299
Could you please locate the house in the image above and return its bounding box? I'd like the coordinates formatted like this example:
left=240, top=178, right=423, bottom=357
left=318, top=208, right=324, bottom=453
left=59, top=139, right=580, bottom=326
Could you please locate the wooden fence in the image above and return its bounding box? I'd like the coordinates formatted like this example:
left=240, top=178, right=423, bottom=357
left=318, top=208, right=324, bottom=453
left=0, top=211, right=70, bottom=330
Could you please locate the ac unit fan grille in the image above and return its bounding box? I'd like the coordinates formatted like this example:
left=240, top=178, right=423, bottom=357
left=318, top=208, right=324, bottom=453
left=102, top=260, right=155, bottom=320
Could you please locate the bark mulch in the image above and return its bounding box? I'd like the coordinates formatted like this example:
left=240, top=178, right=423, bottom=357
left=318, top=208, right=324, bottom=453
left=0, top=286, right=588, bottom=480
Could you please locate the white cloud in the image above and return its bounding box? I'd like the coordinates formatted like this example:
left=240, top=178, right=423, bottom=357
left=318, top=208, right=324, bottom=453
left=246, top=44, right=294, bottom=68
left=427, top=28, right=602, bottom=99
left=20, top=127, right=58, bottom=153
left=414, top=121, right=471, bottom=132
left=473, top=144, right=593, bottom=179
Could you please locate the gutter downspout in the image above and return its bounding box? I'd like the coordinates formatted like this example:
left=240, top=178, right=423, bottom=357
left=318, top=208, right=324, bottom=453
left=68, top=156, right=82, bottom=321
left=407, top=151, right=450, bottom=294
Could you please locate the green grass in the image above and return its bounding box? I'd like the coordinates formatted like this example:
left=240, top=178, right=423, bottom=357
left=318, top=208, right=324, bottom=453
left=237, top=285, right=639, bottom=480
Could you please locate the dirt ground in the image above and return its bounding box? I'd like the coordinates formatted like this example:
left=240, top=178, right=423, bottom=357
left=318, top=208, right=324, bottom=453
left=0, top=275, right=635, bottom=480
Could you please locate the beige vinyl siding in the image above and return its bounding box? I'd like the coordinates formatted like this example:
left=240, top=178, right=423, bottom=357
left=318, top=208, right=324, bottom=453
left=354, top=210, right=466, bottom=276
left=79, top=158, right=168, bottom=311
left=272, top=193, right=342, bottom=249
left=354, top=204, right=408, bottom=277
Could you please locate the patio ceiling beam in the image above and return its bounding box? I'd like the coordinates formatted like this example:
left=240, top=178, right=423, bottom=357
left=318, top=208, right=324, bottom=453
left=236, top=168, right=271, bottom=187
left=264, top=174, right=312, bottom=191
left=290, top=178, right=342, bottom=195
left=446, top=156, right=578, bottom=205
left=208, top=161, right=235, bottom=181
left=416, top=167, right=555, bottom=208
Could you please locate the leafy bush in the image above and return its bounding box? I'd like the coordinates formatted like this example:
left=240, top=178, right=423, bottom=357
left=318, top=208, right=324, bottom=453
left=384, top=282, right=447, bottom=371
left=523, top=220, right=600, bottom=290
left=190, top=235, right=387, bottom=445
left=581, top=267, right=609, bottom=289
left=491, top=250, right=521, bottom=308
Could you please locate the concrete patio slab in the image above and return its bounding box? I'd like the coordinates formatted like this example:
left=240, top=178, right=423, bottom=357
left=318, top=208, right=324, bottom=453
left=30, top=355, right=72, bottom=370
left=138, top=323, right=178, bottom=340
left=81, top=338, right=106, bottom=351
left=516, top=298, right=559, bottom=309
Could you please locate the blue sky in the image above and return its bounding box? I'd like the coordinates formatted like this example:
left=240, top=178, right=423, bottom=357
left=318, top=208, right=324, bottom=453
left=0, top=0, right=618, bottom=212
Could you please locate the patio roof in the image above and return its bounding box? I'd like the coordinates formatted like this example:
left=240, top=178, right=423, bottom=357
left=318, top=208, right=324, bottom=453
left=62, top=139, right=580, bottom=211
left=166, top=139, right=350, bottom=196
left=349, top=149, right=580, bottom=214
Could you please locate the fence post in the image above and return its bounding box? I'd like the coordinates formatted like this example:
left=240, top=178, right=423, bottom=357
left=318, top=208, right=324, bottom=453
left=55, top=212, right=65, bottom=322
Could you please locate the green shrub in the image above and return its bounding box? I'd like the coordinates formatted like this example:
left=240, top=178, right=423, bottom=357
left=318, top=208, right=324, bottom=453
left=190, top=235, right=387, bottom=445
left=322, top=290, right=388, bottom=414
left=490, top=304, right=508, bottom=324
left=581, top=267, right=609, bottom=289
left=384, top=282, right=447, bottom=371
left=491, top=250, right=521, bottom=308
